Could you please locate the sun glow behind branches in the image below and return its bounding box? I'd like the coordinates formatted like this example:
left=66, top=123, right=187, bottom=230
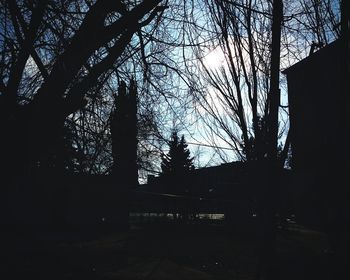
left=203, top=47, right=226, bottom=70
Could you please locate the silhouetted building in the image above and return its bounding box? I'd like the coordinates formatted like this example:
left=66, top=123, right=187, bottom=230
left=146, top=162, right=252, bottom=198
left=284, top=38, right=349, bottom=229
left=142, top=161, right=293, bottom=225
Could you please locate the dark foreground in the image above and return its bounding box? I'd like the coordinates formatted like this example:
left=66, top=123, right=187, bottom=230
left=2, top=222, right=338, bottom=280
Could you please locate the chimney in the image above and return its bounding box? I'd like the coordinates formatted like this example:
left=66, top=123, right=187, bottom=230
left=341, top=0, right=349, bottom=37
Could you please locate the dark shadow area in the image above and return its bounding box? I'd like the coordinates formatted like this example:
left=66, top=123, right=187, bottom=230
left=1, top=1, right=349, bottom=280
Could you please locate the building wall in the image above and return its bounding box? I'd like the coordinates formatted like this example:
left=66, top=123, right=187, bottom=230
left=285, top=40, right=347, bottom=229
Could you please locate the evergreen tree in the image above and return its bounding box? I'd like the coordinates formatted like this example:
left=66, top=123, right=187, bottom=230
left=111, top=80, right=138, bottom=187
left=161, top=131, right=194, bottom=176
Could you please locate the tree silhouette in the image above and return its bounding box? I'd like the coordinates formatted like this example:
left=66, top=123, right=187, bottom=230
left=39, top=122, right=85, bottom=173
left=111, top=80, right=138, bottom=188
left=108, top=80, right=138, bottom=230
left=161, top=131, right=194, bottom=177
left=0, top=0, right=165, bottom=177
left=161, top=131, right=194, bottom=220
left=0, top=0, right=166, bottom=231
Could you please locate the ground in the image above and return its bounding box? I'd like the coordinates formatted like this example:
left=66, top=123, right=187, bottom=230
left=3, top=222, right=334, bottom=280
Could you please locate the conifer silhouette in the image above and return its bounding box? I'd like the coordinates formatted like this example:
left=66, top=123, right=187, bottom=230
left=161, top=131, right=194, bottom=176
left=111, top=80, right=138, bottom=187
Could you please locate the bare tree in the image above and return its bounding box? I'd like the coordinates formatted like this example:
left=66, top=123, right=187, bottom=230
left=177, top=0, right=340, bottom=166
left=0, top=0, right=166, bottom=168
left=183, top=0, right=274, bottom=162
left=0, top=0, right=169, bottom=228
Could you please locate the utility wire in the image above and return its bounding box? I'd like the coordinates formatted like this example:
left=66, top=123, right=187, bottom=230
left=186, top=141, right=235, bottom=150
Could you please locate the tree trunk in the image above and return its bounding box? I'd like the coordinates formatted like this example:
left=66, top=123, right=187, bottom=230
left=257, top=1, right=283, bottom=279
